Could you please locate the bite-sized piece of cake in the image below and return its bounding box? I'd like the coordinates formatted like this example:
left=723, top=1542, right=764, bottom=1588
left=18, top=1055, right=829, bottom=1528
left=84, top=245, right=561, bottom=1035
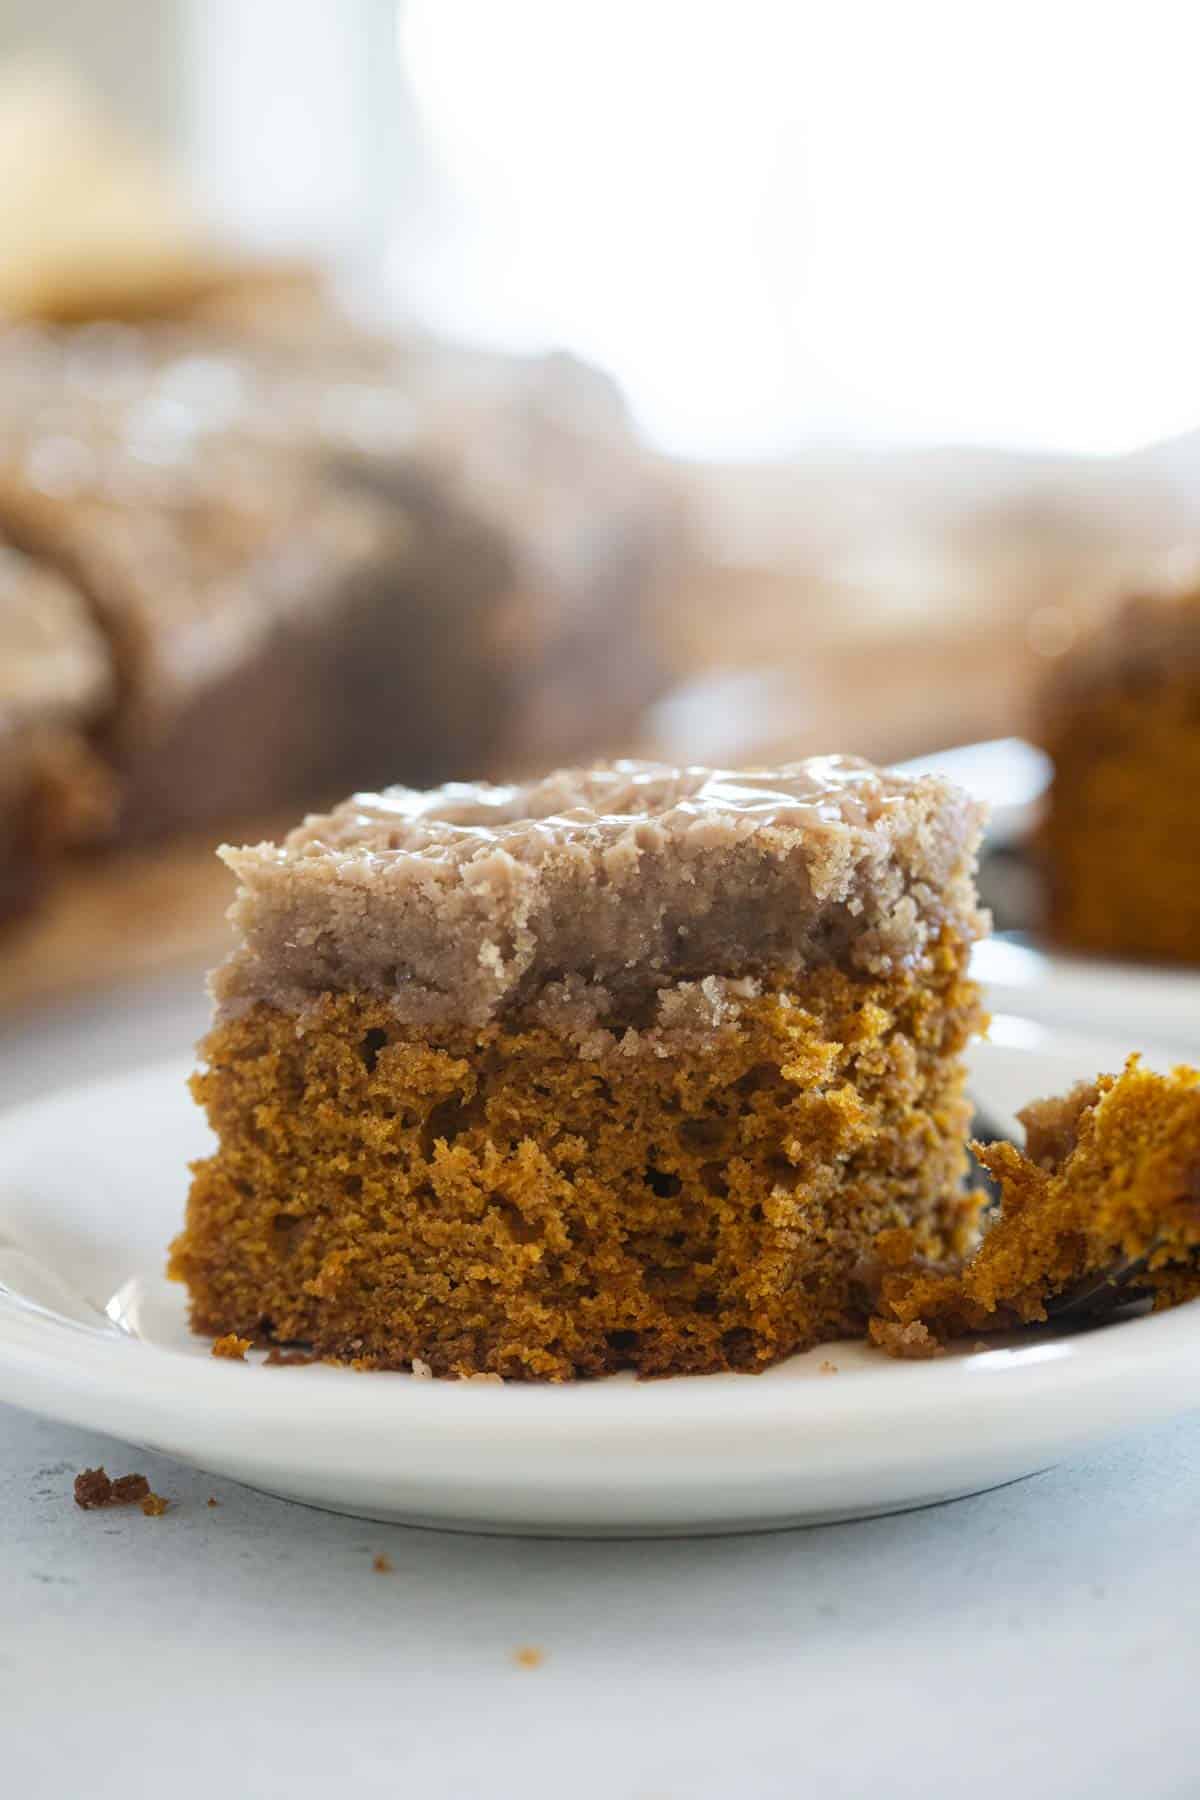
left=170, top=757, right=988, bottom=1380
left=1037, top=585, right=1200, bottom=962
left=0, top=321, right=674, bottom=845
left=0, top=544, right=114, bottom=917
left=871, top=1057, right=1200, bottom=1352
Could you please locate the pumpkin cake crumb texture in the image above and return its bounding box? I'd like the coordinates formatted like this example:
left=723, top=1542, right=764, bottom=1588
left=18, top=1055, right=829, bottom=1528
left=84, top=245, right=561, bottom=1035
left=874, top=1058, right=1200, bottom=1347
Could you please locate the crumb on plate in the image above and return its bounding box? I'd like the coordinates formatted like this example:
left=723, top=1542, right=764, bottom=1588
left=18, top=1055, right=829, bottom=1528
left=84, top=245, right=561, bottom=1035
left=867, top=1317, right=944, bottom=1360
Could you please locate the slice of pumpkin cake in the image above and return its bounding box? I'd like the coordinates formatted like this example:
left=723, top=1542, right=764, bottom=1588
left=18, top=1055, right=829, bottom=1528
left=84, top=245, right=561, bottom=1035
left=171, top=757, right=987, bottom=1379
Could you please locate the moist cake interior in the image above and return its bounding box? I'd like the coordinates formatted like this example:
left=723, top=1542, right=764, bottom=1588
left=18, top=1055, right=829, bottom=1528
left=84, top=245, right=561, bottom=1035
left=872, top=1057, right=1200, bottom=1352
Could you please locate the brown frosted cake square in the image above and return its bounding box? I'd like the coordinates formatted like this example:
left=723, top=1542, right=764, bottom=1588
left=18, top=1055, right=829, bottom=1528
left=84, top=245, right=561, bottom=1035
left=170, top=757, right=988, bottom=1379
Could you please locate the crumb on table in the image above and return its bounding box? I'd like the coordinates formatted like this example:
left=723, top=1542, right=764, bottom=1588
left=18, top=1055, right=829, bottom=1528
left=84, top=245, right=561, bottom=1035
left=73, top=1467, right=113, bottom=1509
left=140, top=1493, right=169, bottom=1517
left=207, top=1496, right=219, bottom=1507
left=211, top=1333, right=253, bottom=1361
left=513, top=1646, right=544, bottom=1670
left=818, top=1359, right=838, bottom=1375
left=372, top=1553, right=394, bottom=1573
left=73, top=1467, right=158, bottom=1510
left=110, top=1473, right=150, bottom=1504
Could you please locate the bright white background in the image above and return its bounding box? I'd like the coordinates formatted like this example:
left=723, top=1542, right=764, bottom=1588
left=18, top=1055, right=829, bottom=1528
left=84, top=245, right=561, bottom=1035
left=4, top=0, right=1199, bottom=461
left=176, top=0, right=1200, bottom=461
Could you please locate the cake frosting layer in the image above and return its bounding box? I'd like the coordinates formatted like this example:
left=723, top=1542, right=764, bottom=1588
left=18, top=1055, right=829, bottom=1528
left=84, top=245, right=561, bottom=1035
left=213, top=757, right=987, bottom=1027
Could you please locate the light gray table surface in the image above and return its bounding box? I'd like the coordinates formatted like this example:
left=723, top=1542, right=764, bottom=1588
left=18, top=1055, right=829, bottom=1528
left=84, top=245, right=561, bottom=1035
left=1, top=974, right=1198, bottom=1800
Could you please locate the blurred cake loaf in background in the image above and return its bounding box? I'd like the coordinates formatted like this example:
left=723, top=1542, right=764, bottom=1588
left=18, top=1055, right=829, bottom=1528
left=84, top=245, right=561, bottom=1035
left=1037, top=578, right=1200, bottom=964
left=0, top=320, right=675, bottom=849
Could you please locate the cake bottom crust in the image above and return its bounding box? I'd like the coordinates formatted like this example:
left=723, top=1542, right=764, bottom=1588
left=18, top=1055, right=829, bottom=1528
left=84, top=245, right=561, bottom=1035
left=171, top=937, right=983, bottom=1379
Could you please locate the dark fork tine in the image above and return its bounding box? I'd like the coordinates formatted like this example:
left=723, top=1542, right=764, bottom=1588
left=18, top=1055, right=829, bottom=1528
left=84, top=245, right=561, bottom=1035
left=963, top=1100, right=1196, bottom=1330
left=1042, top=1250, right=1156, bottom=1325
left=969, top=1106, right=1013, bottom=1146
left=1043, top=1232, right=1200, bottom=1325
left=966, top=1100, right=1011, bottom=1209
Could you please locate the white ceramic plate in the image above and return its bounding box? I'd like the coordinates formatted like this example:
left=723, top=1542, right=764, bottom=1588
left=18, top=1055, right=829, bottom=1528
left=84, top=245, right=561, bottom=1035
left=0, top=1025, right=1197, bottom=1538
left=974, top=938, right=1200, bottom=1060
left=896, top=736, right=1052, bottom=848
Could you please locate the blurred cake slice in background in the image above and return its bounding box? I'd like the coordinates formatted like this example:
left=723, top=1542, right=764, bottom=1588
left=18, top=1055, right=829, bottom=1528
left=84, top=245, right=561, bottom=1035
left=1037, top=574, right=1200, bottom=963
left=641, top=447, right=1200, bottom=772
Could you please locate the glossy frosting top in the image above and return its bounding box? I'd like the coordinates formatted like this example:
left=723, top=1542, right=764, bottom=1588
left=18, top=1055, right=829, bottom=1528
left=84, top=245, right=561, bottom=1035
left=213, top=757, right=987, bottom=1032
left=283, top=757, right=919, bottom=863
